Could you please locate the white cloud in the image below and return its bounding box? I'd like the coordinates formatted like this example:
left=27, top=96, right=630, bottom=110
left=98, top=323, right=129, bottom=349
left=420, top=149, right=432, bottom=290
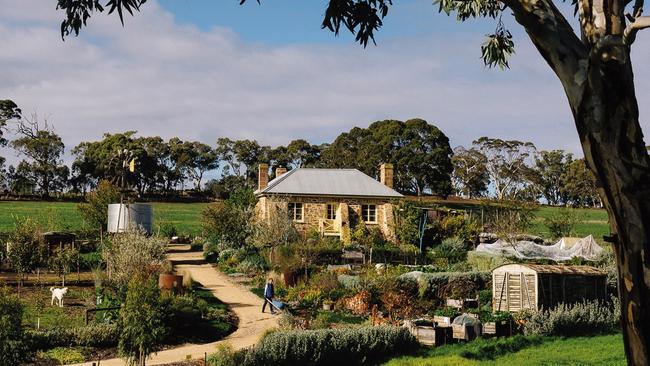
left=0, top=0, right=648, bottom=170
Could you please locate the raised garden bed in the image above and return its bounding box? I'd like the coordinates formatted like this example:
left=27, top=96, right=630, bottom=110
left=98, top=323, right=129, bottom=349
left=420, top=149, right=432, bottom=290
left=404, top=320, right=453, bottom=347
left=433, top=315, right=453, bottom=326
left=483, top=320, right=513, bottom=337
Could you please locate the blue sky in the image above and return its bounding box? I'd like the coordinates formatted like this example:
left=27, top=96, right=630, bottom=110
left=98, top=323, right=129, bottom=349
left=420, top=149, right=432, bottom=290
left=0, top=0, right=648, bottom=170
left=158, top=0, right=491, bottom=43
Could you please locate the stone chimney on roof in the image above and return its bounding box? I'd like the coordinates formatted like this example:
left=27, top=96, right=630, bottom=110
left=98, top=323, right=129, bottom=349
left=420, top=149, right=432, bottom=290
left=275, top=166, right=287, bottom=178
left=258, top=163, right=269, bottom=190
left=380, top=163, right=394, bottom=189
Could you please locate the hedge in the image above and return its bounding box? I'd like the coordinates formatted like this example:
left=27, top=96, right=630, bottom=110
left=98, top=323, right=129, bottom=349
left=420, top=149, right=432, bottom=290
left=25, top=324, right=118, bottom=350
left=523, top=298, right=620, bottom=337
left=398, top=271, right=491, bottom=299
left=240, top=326, right=417, bottom=366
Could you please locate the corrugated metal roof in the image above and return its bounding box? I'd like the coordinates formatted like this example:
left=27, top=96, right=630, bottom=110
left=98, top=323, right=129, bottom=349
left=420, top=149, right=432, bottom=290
left=497, top=263, right=606, bottom=276
left=255, top=168, right=404, bottom=198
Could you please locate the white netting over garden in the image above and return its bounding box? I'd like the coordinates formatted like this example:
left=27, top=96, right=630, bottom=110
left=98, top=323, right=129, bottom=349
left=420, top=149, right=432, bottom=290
left=474, top=235, right=604, bottom=261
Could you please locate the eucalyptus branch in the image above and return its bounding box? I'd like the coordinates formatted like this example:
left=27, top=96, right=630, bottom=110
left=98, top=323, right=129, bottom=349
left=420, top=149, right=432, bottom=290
left=632, top=0, right=644, bottom=18
left=624, top=15, right=650, bottom=44
left=15, top=113, right=51, bottom=139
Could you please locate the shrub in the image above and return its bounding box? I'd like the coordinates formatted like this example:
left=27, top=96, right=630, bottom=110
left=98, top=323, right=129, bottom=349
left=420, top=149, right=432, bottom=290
left=431, top=237, right=469, bottom=264
left=25, top=324, right=119, bottom=349
left=79, top=251, right=103, bottom=270
left=201, top=201, right=252, bottom=247
left=394, top=201, right=421, bottom=246
left=434, top=307, right=460, bottom=318
left=523, top=298, right=620, bottom=337
left=118, top=276, right=166, bottom=365
left=399, top=271, right=490, bottom=301
left=466, top=251, right=510, bottom=271
left=481, top=311, right=511, bottom=323
left=159, top=223, right=178, bottom=238
left=77, top=180, right=120, bottom=238
left=102, top=230, right=166, bottom=290
left=439, top=214, right=480, bottom=244
left=43, top=347, right=85, bottom=365
left=543, top=208, right=582, bottom=239
left=297, top=238, right=342, bottom=265
left=459, top=335, right=542, bottom=360
left=338, top=275, right=361, bottom=290
left=235, top=253, right=267, bottom=274
left=207, top=343, right=245, bottom=366
left=7, top=217, right=44, bottom=285
left=0, top=289, right=27, bottom=366
left=241, top=326, right=418, bottom=366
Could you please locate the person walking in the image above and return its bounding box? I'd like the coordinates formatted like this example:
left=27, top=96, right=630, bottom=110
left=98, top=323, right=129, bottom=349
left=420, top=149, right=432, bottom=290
left=261, top=278, right=275, bottom=314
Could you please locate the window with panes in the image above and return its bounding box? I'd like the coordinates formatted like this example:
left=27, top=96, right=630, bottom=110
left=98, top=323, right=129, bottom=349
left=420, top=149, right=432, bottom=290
left=326, top=203, right=337, bottom=220
left=288, top=202, right=303, bottom=221
left=361, top=204, right=377, bottom=223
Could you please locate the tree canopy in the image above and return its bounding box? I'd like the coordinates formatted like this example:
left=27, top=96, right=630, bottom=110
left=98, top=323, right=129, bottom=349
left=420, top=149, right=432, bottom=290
left=322, top=119, right=453, bottom=196
left=10, top=116, right=68, bottom=197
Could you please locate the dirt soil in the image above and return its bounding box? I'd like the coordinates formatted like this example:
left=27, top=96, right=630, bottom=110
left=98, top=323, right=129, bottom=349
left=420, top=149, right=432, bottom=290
left=70, top=247, right=278, bottom=366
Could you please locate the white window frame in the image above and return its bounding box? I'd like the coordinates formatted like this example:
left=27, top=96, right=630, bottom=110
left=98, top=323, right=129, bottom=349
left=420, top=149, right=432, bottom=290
left=326, top=203, right=337, bottom=220
left=361, top=204, right=377, bottom=224
left=288, top=202, right=304, bottom=222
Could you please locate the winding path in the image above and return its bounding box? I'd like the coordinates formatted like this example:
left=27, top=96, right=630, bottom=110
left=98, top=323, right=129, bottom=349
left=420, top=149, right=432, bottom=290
left=71, top=248, right=278, bottom=366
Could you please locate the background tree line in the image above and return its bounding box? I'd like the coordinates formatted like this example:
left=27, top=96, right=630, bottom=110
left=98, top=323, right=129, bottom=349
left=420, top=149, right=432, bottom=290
left=1, top=100, right=600, bottom=206
left=451, top=138, right=601, bottom=207
left=0, top=106, right=456, bottom=198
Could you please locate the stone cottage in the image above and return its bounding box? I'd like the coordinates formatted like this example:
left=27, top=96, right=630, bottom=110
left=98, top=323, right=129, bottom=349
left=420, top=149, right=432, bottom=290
left=254, top=164, right=404, bottom=243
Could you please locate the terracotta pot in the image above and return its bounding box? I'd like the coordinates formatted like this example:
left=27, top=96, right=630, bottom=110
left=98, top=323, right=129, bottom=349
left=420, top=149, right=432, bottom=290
left=158, top=273, right=183, bottom=291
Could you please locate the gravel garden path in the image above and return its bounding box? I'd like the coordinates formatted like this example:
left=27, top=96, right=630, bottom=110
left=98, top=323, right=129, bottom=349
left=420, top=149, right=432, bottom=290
left=70, top=247, right=278, bottom=366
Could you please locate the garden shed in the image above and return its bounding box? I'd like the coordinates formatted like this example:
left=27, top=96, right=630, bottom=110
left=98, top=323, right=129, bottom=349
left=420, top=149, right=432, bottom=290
left=42, top=231, right=76, bottom=258
left=492, top=264, right=607, bottom=312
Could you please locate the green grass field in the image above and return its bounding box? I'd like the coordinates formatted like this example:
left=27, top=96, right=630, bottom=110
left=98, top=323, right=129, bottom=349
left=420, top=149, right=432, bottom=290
left=0, top=201, right=209, bottom=236
left=531, top=206, right=610, bottom=240
left=0, top=200, right=610, bottom=241
left=384, top=334, right=626, bottom=366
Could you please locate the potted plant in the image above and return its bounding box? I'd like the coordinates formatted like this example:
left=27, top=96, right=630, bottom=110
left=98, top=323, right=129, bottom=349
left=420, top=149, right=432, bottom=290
left=322, top=299, right=334, bottom=311
left=158, top=260, right=183, bottom=292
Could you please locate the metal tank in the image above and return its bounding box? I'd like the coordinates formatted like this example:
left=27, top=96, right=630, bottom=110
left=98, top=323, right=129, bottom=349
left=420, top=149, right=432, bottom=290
left=107, top=203, right=153, bottom=234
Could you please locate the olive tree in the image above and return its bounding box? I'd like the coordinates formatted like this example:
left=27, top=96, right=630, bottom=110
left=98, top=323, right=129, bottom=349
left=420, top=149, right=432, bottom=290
left=102, top=230, right=165, bottom=290
left=53, top=0, right=650, bottom=362
left=119, top=275, right=166, bottom=366
left=7, top=218, right=44, bottom=287
left=48, top=246, right=79, bottom=287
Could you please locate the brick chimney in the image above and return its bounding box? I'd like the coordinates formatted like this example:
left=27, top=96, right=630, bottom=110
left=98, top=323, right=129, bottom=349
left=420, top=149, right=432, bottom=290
left=258, top=163, right=269, bottom=190
left=275, top=166, right=287, bottom=178
left=380, top=163, right=394, bottom=189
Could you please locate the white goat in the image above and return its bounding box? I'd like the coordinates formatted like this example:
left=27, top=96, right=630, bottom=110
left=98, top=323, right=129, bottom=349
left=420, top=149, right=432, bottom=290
left=50, top=287, right=68, bottom=307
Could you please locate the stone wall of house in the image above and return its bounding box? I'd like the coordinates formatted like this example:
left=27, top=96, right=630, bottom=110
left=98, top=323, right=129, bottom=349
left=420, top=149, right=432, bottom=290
left=255, top=195, right=399, bottom=242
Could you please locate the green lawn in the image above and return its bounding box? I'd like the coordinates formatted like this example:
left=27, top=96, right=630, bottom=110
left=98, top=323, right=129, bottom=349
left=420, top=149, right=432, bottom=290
left=0, top=201, right=209, bottom=236
left=531, top=206, right=610, bottom=241
left=0, top=199, right=610, bottom=241
left=384, top=334, right=626, bottom=366
left=18, top=285, right=95, bottom=330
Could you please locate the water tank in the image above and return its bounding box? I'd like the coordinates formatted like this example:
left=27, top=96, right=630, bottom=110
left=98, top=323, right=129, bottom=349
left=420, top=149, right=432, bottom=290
left=107, top=203, right=153, bottom=234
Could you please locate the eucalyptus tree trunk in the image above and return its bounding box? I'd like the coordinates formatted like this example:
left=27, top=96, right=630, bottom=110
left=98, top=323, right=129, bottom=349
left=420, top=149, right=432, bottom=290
left=575, top=57, right=650, bottom=366
left=504, top=0, right=650, bottom=362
